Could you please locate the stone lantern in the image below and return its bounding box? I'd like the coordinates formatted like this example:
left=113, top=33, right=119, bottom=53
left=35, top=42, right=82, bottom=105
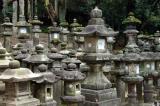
left=62, top=51, right=82, bottom=70
left=153, top=31, right=160, bottom=101
left=15, top=49, right=30, bottom=67
left=121, top=12, right=143, bottom=106
left=12, top=43, right=24, bottom=57
left=48, top=47, right=64, bottom=76
left=111, top=51, right=127, bottom=105
left=23, top=44, right=52, bottom=72
left=137, top=33, right=158, bottom=103
left=106, top=27, right=118, bottom=52
left=1, top=17, right=13, bottom=52
left=0, top=43, right=11, bottom=105
left=30, top=16, right=43, bottom=46
left=61, top=63, right=86, bottom=106
left=0, top=60, right=41, bottom=106
left=75, top=7, right=120, bottom=106
left=48, top=22, right=61, bottom=49
left=33, top=64, right=60, bottom=106
left=16, top=15, right=31, bottom=46
left=60, top=42, right=71, bottom=58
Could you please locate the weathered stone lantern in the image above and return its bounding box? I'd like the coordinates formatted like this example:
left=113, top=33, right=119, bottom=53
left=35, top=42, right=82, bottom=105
left=0, top=60, right=41, bottom=106
left=61, top=63, right=85, bottom=106
left=12, top=43, right=24, bottom=57
left=106, top=27, right=118, bottom=52
left=137, top=33, right=158, bottom=104
left=16, top=15, right=31, bottom=45
left=60, top=42, right=71, bottom=58
left=0, top=44, right=11, bottom=105
left=111, top=51, right=127, bottom=104
left=1, top=17, right=13, bottom=52
left=121, top=12, right=143, bottom=106
left=62, top=51, right=82, bottom=70
left=33, top=64, right=60, bottom=106
left=15, top=49, right=30, bottom=67
left=48, top=47, right=64, bottom=76
left=23, top=44, right=52, bottom=72
left=60, top=26, right=70, bottom=44
left=75, top=7, right=120, bottom=106
left=152, top=31, right=160, bottom=101
left=30, top=16, right=43, bottom=46
left=48, top=22, right=61, bottom=49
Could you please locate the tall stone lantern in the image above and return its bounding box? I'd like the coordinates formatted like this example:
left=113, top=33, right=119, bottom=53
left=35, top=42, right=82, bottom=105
left=30, top=16, right=43, bottom=46
left=137, top=34, right=158, bottom=104
left=48, top=22, right=61, bottom=49
left=0, top=60, right=41, bottom=106
left=16, top=15, right=31, bottom=46
left=33, top=64, right=60, bottom=106
left=153, top=31, right=160, bottom=100
left=121, top=12, right=143, bottom=106
left=61, top=63, right=86, bottom=106
left=23, top=44, right=52, bottom=72
left=0, top=43, right=11, bottom=105
left=1, top=17, right=13, bottom=52
left=75, top=7, right=120, bottom=106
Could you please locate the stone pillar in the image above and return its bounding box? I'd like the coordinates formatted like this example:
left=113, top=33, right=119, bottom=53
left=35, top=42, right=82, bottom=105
left=12, top=0, right=18, bottom=36
left=128, top=83, right=137, bottom=105
left=144, top=78, right=155, bottom=103
left=19, top=0, right=25, bottom=16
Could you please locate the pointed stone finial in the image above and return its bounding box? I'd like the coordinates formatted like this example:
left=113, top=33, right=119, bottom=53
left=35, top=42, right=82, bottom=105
left=90, top=6, right=102, bottom=18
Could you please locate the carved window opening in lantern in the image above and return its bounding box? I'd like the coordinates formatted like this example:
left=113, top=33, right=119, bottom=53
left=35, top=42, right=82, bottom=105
left=97, top=38, right=106, bottom=52
left=45, top=86, right=53, bottom=100
left=125, top=63, right=139, bottom=76
left=75, top=83, right=81, bottom=95
left=18, top=82, right=30, bottom=96
left=19, top=27, right=27, bottom=34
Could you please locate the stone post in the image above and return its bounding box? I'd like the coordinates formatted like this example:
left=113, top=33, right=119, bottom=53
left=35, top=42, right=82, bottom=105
left=12, top=0, right=18, bottom=36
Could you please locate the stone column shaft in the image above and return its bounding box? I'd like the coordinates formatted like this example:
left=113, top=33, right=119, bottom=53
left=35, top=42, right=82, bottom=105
left=19, top=0, right=25, bottom=15
left=128, top=83, right=137, bottom=105
left=3, top=37, right=11, bottom=52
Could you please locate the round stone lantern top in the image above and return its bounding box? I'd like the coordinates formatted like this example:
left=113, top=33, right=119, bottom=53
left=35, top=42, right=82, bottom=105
left=30, top=15, right=43, bottom=25
left=35, top=44, right=44, bottom=51
left=90, top=6, right=102, bottom=18
left=2, top=17, right=13, bottom=26
left=9, top=60, right=20, bottom=69
left=153, top=30, right=160, bottom=37
left=50, top=47, right=58, bottom=53
left=0, top=46, right=7, bottom=55
left=16, top=15, right=31, bottom=27
left=122, top=12, right=141, bottom=26
left=59, top=20, right=69, bottom=28
left=48, top=22, right=61, bottom=33
left=70, top=18, right=81, bottom=28
left=38, top=64, right=47, bottom=72
left=15, top=49, right=30, bottom=60
left=61, top=63, right=86, bottom=81
left=68, top=63, right=77, bottom=70
left=0, top=60, right=41, bottom=82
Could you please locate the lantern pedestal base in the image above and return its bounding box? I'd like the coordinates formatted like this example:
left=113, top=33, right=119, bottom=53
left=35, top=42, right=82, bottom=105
left=81, top=88, right=120, bottom=106
left=4, top=98, right=40, bottom=106
left=40, top=100, right=57, bottom=106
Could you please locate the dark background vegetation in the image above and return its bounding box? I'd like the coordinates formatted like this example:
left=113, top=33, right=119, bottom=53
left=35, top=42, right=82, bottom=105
left=0, top=0, right=159, bottom=49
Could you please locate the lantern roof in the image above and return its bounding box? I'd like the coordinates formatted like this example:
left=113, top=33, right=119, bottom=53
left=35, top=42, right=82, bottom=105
left=70, top=19, right=81, bottom=28
left=0, top=43, right=10, bottom=68
left=33, top=64, right=60, bottom=83
left=30, top=15, right=43, bottom=25
left=0, top=60, right=41, bottom=82
left=48, top=22, right=61, bottom=33
left=61, top=63, right=85, bottom=81
left=15, top=49, right=30, bottom=60
left=16, top=15, right=31, bottom=27
left=23, top=44, right=51, bottom=64
left=75, top=7, right=117, bottom=36
left=1, top=17, right=13, bottom=26
left=153, top=30, right=160, bottom=37
left=59, top=20, right=69, bottom=28
left=48, top=47, right=64, bottom=60
left=122, top=12, right=141, bottom=26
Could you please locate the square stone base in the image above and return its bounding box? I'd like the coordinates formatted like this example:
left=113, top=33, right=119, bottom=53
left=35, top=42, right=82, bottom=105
left=81, top=88, right=120, bottom=106
left=41, top=100, right=57, bottom=106
left=5, top=97, right=40, bottom=106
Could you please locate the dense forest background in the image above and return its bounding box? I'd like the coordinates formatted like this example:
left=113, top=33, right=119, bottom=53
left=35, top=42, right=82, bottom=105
left=0, top=0, right=160, bottom=34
